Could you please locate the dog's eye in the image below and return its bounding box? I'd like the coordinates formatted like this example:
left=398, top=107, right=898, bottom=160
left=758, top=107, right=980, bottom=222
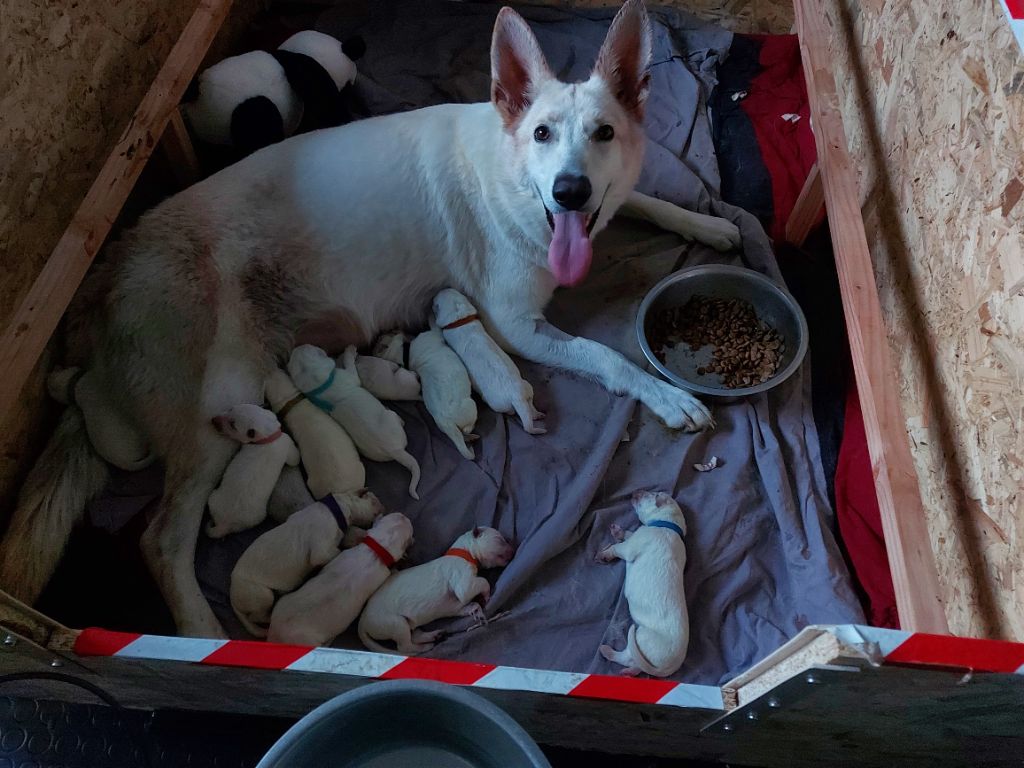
left=533, top=125, right=551, bottom=143
left=595, top=124, right=615, bottom=142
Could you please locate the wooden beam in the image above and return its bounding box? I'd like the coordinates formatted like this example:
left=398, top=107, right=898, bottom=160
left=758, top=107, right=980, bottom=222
left=785, top=162, right=824, bottom=246
left=0, top=0, right=232, bottom=428
left=159, top=108, right=202, bottom=189
left=793, top=0, right=948, bottom=633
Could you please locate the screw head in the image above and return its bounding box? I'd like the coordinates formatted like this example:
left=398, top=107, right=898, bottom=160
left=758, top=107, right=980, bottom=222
left=767, top=697, right=781, bottom=708
left=746, top=710, right=759, bottom=721
left=50, top=659, right=64, bottom=668
left=2, top=635, right=16, bottom=647
left=722, top=723, right=734, bottom=732
left=805, top=672, right=818, bottom=684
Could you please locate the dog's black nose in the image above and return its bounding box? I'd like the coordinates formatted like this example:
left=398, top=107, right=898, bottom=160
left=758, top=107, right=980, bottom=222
left=552, top=174, right=592, bottom=211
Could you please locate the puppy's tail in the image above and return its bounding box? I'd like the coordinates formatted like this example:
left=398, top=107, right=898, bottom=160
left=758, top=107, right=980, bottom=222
left=394, top=450, right=421, bottom=500
left=439, top=421, right=474, bottom=461
left=357, top=623, right=394, bottom=655
left=626, top=624, right=671, bottom=678
left=0, top=407, right=109, bottom=604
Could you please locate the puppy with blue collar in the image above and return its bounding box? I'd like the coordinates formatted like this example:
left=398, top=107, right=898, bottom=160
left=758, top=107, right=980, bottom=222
left=597, top=490, right=689, bottom=677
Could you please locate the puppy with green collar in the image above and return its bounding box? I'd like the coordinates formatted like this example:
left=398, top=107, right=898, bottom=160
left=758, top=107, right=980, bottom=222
left=597, top=490, right=689, bottom=677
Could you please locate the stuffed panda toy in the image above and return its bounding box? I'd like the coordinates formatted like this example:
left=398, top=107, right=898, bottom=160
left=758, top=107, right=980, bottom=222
left=182, top=31, right=366, bottom=159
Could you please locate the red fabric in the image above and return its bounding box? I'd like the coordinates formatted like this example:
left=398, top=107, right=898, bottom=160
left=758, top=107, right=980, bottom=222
left=835, top=377, right=900, bottom=628
left=736, top=35, right=819, bottom=242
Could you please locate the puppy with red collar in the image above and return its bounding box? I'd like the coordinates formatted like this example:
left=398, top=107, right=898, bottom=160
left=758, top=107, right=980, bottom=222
left=597, top=490, right=689, bottom=677
left=268, top=512, right=414, bottom=646
left=230, top=492, right=378, bottom=637
left=357, top=526, right=514, bottom=654
left=206, top=404, right=300, bottom=538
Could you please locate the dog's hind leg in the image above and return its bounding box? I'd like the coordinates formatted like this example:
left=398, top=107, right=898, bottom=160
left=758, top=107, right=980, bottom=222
left=620, top=191, right=741, bottom=252
left=394, top=449, right=421, bottom=500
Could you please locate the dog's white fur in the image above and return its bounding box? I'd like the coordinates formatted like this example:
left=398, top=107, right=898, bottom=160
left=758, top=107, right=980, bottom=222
left=434, top=288, right=544, bottom=434
left=206, top=405, right=300, bottom=538
left=597, top=490, right=689, bottom=677
left=230, top=492, right=378, bottom=637
left=265, top=368, right=366, bottom=498
left=1, top=1, right=741, bottom=636
left=47, top=367, right=154, bottom=471
left=268, top=512, right=414, bottom=646
left=288, top=345, right=421, bottom=498
left=409, top=326, right=478, bottom=459
left=349, top=353, right=421, bottom=401
left=358, top=527, right=514, bottom=654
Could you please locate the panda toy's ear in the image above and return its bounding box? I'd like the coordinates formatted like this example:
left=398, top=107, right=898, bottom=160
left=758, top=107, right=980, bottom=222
left=276, top=31, right=360, bottom=132
left=341, top=35, right=366, bottom=62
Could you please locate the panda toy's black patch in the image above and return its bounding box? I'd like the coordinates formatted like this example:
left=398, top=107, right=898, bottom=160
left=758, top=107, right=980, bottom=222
left=271, top=49, right=352, bottom=131
left=231, top=96, right=286, bottom=158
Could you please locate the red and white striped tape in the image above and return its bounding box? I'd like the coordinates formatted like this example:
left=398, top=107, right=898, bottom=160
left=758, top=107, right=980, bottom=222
left=1003, top=0, right=1024, bottom=51
left=72, top=628, right=726, bottom=710
left=835, top=625, right=1024, bottom=674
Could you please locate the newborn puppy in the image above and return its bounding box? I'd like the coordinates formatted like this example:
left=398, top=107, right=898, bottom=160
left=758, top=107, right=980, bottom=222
left=230, top=492, right=378, bottom=637
left=268, top=513, right=414, bottom=646
left=358, top=526, right=514, bottom=654
left=432, top=289, right=544, bottom=435
left=597, top=491, right=689, bottom=677
left=347, top=353, right=421, bottom=401
left=372, top=331, right=410, bottom=366
left=265, top=369, right=380, bottom=524
left=409, top=325, right=477, bottom=459
left=48, top=367, right=154, bottom=470
left=206, top=404, right=300, bottom=538
left=288, top=345, right=421, bottom=499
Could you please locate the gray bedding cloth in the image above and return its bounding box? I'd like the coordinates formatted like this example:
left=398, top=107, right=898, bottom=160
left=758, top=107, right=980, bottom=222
left=94, top=0, right=863, bottom=686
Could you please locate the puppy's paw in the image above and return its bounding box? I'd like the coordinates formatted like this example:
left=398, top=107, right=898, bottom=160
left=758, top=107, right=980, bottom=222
left=610, top=523, right=625, bottom=542
left=696, top=217, right=742, bottom=252
left=461, top=602, right=487, bottom=624
left=598, top=644, right=616, bottom=661
left=643, top=378, right=714, bottom=432
left=619, top=667, right=643, bottom=678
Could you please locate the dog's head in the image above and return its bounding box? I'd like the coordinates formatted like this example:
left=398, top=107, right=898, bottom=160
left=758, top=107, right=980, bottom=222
left=370, top=512, right=415, bottom=559
left=490, top=0, right=651, bottom=287
left=211, top=403, right=281, bottom=443
left=631, top=490, right=687, bottom=533
left=432, top=288, right=477, bottom=328
left=455, top=526, right=516, bottom=568
left=336, top=487, right=385, bottom=527
left=287, top=344, right=335, bottom=390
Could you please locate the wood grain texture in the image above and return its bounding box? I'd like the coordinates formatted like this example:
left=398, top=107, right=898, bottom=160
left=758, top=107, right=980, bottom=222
left=159, top=109, right=202, bottom=190
left=785, top=162, right=824, bottom=245
left=793, top=0, right=948, bottom=634
left=0, top=0, right=233, bottom=431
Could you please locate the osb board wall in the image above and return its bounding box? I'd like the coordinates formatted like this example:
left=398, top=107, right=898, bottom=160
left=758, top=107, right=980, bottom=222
left=0, top=0, right=265, bottom=516
left=558, top=0, right=794, bottom=33
left=825, top=0, right=1024, bottom=639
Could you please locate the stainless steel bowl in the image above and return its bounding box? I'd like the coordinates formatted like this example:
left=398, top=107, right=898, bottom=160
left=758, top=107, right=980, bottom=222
left=636, top=264, right=808, bottom=398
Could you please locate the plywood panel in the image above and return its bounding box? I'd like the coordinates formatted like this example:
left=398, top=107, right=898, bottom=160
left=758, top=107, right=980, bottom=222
left=824, top=0, right=1024, bottom=639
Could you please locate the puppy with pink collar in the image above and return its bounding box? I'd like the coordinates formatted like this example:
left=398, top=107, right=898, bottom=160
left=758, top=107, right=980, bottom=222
left=597, top=491, right=689, bottom=677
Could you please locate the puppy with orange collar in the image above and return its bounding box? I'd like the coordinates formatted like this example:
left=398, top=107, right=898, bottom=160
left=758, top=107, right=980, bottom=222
left=597, top=490, right=689, bottom=677
left=357, top=526, right=514, bottom=654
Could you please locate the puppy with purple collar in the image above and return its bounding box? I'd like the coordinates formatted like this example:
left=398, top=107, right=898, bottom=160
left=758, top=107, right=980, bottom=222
left=597, top=490, right=689, bottom=677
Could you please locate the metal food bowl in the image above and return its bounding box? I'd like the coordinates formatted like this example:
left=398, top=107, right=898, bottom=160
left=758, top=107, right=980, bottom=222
left=256, top=679, right=552, bottom=768
left=636, top=264, right=808, bottom=398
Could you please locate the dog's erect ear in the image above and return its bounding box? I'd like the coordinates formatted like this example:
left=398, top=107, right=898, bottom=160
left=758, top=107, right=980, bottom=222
left=490, top=7, right=552, bottom=129
left=593, top=0, right=653, bottom=121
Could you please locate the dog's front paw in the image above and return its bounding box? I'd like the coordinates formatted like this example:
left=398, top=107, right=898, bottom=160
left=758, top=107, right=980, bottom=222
left=610, top=523, right=625, bottom=542
left=643, top=378, right=714, bottom=432
left=696, top=217, right=742, bottom=252
left=462, top=602, right=487, bottom=624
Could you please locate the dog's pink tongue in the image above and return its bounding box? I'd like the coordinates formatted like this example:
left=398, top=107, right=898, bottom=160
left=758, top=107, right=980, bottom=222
left=548, top=212, right=592, bottom=286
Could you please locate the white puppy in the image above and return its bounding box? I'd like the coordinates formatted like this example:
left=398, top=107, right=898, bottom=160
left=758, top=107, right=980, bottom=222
left=347, top=353, right=421, bottom=401
left=230, top=492, right=379, bottom=637
left=597, top=491, right=689, bottom=677
left=264, top=369, right=379, bottom=519
left=206, top=404, right=300, bottom=538
left=371, top=331, right=409, bottom=367
left=433, top=289, right=544, bottom=435
left=358, top=526, right=515, bottom=654
left=409, top=326, right=477, bottom=459
left=268, top=512, right=414, bottom=646
left=288, top=345, right=421, bottom=499
left=47, top=367, right=155, bottom=471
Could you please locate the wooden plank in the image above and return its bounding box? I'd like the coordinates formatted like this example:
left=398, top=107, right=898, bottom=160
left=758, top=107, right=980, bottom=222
left=784, top=162, right=824, bottom=245
left=793, top=0, right=948, bottom=633
left=159, top=108, right=202, bottom=189
left=0, top=0, right=232, bottom=428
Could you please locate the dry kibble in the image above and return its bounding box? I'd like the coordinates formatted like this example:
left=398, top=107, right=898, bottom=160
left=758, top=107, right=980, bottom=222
left=648, top=295, right=785, bottom=389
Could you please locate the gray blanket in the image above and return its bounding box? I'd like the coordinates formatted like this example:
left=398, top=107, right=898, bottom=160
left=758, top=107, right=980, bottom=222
left=97, top=0, right=864, bottom=686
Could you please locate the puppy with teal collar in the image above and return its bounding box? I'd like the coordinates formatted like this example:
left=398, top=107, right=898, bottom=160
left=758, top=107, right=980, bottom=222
left=597, top=490, right=689, bottom=677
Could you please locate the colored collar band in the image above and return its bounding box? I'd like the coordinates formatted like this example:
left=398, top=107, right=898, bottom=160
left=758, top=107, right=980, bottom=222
left=445, top=548, right=478, bottom=570
left=252, top=429, right=284, bottom=445
left=363, top=535, right=395, bottom=568
left=303, top=368, right=336, bottom=412
left=646, top=520, right=685, bottom=540
left=318, top=494, right=348, bottom=534
left=276, top=392, right=305, bottom=421
left=441, top=314, right=480, bottom=331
